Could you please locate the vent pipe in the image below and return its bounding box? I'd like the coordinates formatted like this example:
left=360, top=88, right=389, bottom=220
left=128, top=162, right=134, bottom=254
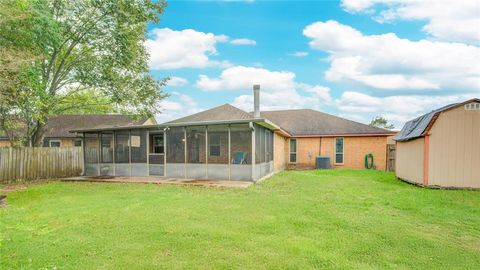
left=253, top=84, right=260, bottom=118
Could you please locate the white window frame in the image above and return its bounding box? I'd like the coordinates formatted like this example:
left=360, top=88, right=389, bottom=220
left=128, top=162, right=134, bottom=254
left=334, top=137, right=344, bottom=164
left=49, top=139, right=62, bottom=148
left=209, top=134, right=221, bottom=157
left=289, top=138, right=297, bottom=163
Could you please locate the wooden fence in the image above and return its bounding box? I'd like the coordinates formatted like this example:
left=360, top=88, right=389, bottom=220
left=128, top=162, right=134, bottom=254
left=0, top=147, right=84, bottom=182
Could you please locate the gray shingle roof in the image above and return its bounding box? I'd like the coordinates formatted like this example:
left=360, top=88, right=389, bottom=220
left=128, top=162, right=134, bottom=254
left=167, top=104, right=253, bottom=124
left=0, top=115, right=150, bottom=139
left=45, top=115, right=150, bottom=137
left=260, top=109, right=392, bottom=136
left=167, top=104, right=393, bottom=136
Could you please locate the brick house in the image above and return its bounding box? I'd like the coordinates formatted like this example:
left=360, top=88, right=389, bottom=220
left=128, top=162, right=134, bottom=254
left=71, top=86, right=394, bottom=181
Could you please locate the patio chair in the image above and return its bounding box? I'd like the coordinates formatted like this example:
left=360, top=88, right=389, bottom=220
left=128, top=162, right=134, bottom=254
left=232, top=152, right=245, bottom=164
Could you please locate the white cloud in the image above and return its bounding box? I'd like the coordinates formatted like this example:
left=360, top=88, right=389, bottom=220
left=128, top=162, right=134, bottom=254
left=341, top=0, right=480, bottom=44
left=303, top=20, right=480, bottom=91
left=230, top=38, right=257, bottom=45
left=166, top=76, right=188, bottom=86
left=156, top=92, right=204, bottom=123
left=334, top=91, right=473, bottom=127
left=195, top=66, right=332, bottom=111
left=145, top=28, right=230, bottom=70
left=290, top=51, right=309, bottom=57
left=196, top=66, right=296, bottom=92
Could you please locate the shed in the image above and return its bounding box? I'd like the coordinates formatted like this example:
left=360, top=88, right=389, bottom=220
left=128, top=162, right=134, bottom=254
left=395, top=98, right=480, bottom=188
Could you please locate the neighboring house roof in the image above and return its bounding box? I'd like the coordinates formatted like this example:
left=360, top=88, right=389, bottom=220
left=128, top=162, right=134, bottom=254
left=167, top=103, right=394, bottom=136
left=167, top=104, right=253, bottom=124
left=46, top=115, right=152, bottom=138
left=395, top=98, right=480, bottom=142
left=0, top=115, right=152, bottom=139
left=260, top=109, right=393, bottom=136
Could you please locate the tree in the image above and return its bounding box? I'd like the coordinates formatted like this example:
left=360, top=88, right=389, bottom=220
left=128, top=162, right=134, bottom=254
left=370, top=116, right=395, bottom=129
left=0, top=0, right=168, bottom=146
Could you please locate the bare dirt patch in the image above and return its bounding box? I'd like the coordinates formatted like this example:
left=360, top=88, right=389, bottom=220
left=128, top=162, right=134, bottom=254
left=0, top=194, right=7, bottom=207
left=0, top=184, right=28, bottom=193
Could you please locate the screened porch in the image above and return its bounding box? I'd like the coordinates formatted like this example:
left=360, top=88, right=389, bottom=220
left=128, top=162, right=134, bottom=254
left=82, top=123, right=274, bottom=181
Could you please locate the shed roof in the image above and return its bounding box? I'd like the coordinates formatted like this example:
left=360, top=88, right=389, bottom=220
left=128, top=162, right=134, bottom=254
left=395, top=98, right=480, bottom=142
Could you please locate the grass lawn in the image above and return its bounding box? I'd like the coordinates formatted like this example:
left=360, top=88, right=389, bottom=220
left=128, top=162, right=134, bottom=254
left=1, top=170, right=479, bottom=269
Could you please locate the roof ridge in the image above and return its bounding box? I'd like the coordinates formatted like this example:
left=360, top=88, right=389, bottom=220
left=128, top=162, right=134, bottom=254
left=262, top=108, right=392, bottom=133
left=166, top=103, right=251, bottom=124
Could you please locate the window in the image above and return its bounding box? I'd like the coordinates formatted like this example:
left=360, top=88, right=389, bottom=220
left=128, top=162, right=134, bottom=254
left=151, top=134, right=164, bottom=154
left=209, top=134, right=220, bottom=156
left=289, top=138, right=297, bottom=163
left=465, top=102, right=480, bottom=110
left=74, top=139, right=82, bottom=147
left=49, top=140, right=62, bottom=147
left=335, top=138, right=344, bottom=164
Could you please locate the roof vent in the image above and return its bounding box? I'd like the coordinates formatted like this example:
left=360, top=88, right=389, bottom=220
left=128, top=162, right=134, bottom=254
left=253, top=84, right=260, bottom=118
left=465, top=102, right=480, bottom=110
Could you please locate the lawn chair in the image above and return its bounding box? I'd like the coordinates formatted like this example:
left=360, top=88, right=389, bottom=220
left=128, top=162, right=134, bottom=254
left=232, top=152, right=245, bottom=164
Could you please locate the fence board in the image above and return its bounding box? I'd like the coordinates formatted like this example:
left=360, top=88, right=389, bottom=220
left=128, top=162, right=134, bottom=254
left=0, top=147, right=83, bottom=182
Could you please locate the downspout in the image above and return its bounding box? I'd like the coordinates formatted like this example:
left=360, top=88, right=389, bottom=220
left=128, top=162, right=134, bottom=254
left=250, top=122, right=256, bottom=181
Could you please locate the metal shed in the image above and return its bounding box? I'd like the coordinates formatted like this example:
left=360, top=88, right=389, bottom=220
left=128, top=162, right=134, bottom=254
left=395, top=98, right=480, bottom=188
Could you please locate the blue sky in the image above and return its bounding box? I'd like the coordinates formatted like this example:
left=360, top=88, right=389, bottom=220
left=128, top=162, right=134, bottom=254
left=147, top=0, right=480, bottom=128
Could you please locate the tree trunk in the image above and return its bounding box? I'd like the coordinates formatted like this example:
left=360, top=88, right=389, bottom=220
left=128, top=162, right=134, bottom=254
left=31, top=121, right=47, bottom=147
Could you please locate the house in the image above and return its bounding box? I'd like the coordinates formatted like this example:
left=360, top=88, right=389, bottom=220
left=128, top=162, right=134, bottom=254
left=71, top=85, right=394, bottom=182
left=395, top=98, right=480, bottom=188
left=0, top=115, right=155, bottom=148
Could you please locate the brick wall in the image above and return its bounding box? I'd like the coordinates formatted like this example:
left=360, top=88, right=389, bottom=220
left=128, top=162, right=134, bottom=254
left=273, top=132, right=287, bottom=172
left=283, top=136, right=388, bottom=170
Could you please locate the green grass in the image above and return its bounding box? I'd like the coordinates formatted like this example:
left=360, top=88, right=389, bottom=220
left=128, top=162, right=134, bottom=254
left=1, top=170, right=479, bottom=269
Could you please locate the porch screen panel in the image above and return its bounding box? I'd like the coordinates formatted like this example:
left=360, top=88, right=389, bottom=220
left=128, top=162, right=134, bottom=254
left=115, top=131, right=130, bottom=176
left=115, top=132, right=129, bottom=163
left=207, top=125, right=229, bottom=180
left=166, top=127, right=185, bottom=178
left=186, top=126, right=206, bottom=179
left=230, top=124, right=252, bottom=181
left=131, top=130, right=147, bottom=163
left=255, top=125, right=266, bottom=164
left=131, top=130, right=148, bottom=176
left=84, top=133, right=99, bottom=176
left=267, top=130, right=274, bottom=162
left=266, top=130, right=274, bottom=174
left=100, top=133, right=114, bottom=175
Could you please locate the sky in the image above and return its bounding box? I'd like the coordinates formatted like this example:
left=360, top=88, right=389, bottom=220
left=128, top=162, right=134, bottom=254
left=147, top=0, right=480, bottom=128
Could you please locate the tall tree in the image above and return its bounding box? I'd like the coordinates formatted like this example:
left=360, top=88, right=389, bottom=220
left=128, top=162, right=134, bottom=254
left=0, top=0, right=167, bottom=146
left=370, top=116, right=395, bottom=129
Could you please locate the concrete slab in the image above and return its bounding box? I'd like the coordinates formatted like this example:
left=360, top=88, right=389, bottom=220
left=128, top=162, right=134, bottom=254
left=61, top=176, right=253, bottom=188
